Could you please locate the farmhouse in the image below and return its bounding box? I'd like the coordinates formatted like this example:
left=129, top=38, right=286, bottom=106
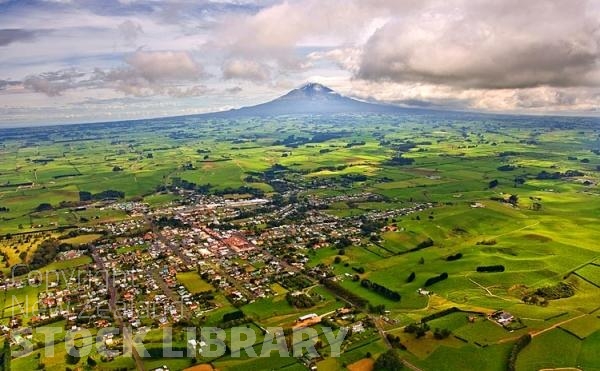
left=417, top=288, right=431, bottom=296
left=351, top=321, right=365, bottom=334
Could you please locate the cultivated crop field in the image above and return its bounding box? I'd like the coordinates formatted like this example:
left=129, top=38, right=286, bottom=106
left=1, top=112, right=600, bottom=370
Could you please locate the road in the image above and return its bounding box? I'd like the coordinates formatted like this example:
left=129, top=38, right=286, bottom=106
left=318, top=278, right=423, bottom=371
left=145, top=212, right=423, bottom=369
left=497, top=313, right=588, bottom=345
left=151, top=269, right=193, bottom=319
left=92, top=251, right=146, bottom=371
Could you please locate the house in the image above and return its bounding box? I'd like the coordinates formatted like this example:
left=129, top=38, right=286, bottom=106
left=351, top=321, right=365, bottom=334
left=417, top=288, right=431, bottom=296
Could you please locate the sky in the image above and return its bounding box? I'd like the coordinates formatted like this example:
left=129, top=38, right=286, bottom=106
left=0, top=0, right=599, bottom=126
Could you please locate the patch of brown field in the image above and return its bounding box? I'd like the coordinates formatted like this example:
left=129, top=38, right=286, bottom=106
left=202, top=162, right=216, bottom=170
left=347, top=358, right=374, bottom=371
left=344, top=157, right=365, bottom=163
left=523, top=233, right=552, bottom=242
left=262, top=312, right=299, bottom=327
left=292, top=316, right=321, bottom=329
left=184, top=365, right=214, bottom=371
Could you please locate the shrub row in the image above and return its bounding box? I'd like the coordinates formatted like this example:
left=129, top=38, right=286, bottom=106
left=446, top=253, right=463, bottom=261
left=360, top=279, right=401, bottom=301
left=507, top=334, right=532, bottom=371
left=424, top=272, right=448, bottom=287
left=476, top=265, right=505, bottom=272
left=322, top=278, right=369, bottom=307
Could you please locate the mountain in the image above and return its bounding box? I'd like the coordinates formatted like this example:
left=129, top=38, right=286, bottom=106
left=215, top=82, right=404, bottom=117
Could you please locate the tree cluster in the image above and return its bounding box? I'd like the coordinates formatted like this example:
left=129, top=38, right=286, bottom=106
left=533, top=282, right=575, bottom=300
left=497, top=165, right=516, bottom=171
left=535, top=170, right=584, bottom=180
left=155, top=216, right=190, bottom=229
left=446, top=253, right=463, bottom=261
left=374, top=349, right=404, bottom=371
left=222, top=311, right=245, bottom=322
left=386, top=334, right=406, bottom=349
left=404, top=322, right=430, bottom=338
left=285, top=292, right=315, bottom=308
left=433, top=328, right=451, bottom=339
left=408, top=238, right=434, bottom=253
left=78, top=190, right=124, bottom=201
left=28, top=239, right=75, bottom=270
left=385, top=155, right=415, bottom=166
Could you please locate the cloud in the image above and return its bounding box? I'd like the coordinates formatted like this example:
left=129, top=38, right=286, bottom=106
left=213, top=0, right=379, bottom=71
left=307, top=47, right=362, bottom=73
left=0, top=29, right=42, bottom=46
left=357, top=0, right=600, bottom=89
left=101, top=50, right=207, bottom=96
left=125, top=50, right=204, bottom=82
left=226, top=86, right=242, bottom=94
left=117, top=20, right=143, bottom=45
left=0, top=79, right=20, bottom=90
left=23, top=68, right=87, bottom=96
left=1, top=0, right=600, bottom=124
left=347, top=79, right=600, bottom=114
left=19, top=50, right=207, bottom=97
left=222, top=59, right=270, bottom=81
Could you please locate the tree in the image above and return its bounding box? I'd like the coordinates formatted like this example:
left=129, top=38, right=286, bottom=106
left=1, top=339, right=11, bottom=371
left=433, top=328, right=451, bottom=339
left=374, top=349, right=403, bottom=371
left=34, top=203, right=53, bottom=212
left=334, top=256, right=342, bottom=264
left=508, top=194, right=519, bottom=206
left=65, top=350, right=79, bottom=365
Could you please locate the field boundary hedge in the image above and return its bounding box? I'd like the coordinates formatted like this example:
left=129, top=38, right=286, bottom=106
left=572, top=272, right=600, bottom=289
left=507, top=334, right=532, bottom=371
left=420, top=307, right=485, bottom=323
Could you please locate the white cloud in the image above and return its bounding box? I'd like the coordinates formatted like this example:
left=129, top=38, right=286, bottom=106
left=124, top=50, right=204, bottom=82
left=222, top=59, right=270, bottom=81
left=18, top=50, right=207, bottom=98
